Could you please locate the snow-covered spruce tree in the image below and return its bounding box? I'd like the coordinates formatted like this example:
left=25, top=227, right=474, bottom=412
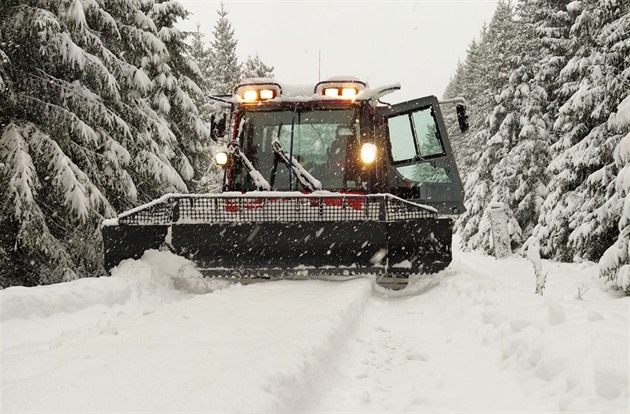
left=496, top=1, right=553, bottom=241
left=448, top=0, right=628, bottom=275
left=443, top=32, right=494, bottom=178
left=458, top=0, right=556, bottom=254
left=188, top=23, right=212, bottom=95
left=520, top=0, right=576, bottom=119
left=241, top=53, right=274, bottom=80
left=450, top=28, right=497, bottom=248
left=458, top=1, right=529, bottom=252
left=599, top=96, right=630, bottom=294
left=0, top=0, right=123, bottom=286
left=208, top=2, right=240, bottom=95
left=533, top=0, right=629, bottom=261
left=97, top=0, right=190, bottom=203
left=565, top=0, right=630, bottom=262
left=185, top=21, right=225, bottom=190
left=516, top=0, right=580, bottom=259
left=0, top=0, right=208, bottom=286
left=147, top=0, right=213, bottom=191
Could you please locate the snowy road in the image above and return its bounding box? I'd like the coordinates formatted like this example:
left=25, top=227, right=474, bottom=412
left=2, top=249, right=628, bottom=413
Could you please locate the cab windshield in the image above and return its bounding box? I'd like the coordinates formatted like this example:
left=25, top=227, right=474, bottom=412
left=231, top=107, right=363, bottom=191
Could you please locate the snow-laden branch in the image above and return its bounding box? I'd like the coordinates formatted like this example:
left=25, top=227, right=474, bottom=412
left=1, top=123, right=39, bottom=222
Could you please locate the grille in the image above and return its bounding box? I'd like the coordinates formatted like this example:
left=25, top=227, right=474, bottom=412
left=117, top=194, right=436, bottom=225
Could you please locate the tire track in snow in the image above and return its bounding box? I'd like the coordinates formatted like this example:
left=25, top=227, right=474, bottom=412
left=2, top=278, right=376, bottom=413
left=300, top=267, right=530, bottom=412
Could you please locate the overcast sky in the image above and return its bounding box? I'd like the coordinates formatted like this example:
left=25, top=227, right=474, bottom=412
left=176, top=0, right=499, bottom=103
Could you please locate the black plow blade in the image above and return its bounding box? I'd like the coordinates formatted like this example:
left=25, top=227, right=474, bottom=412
left=102, top=193, right=453, bottom=289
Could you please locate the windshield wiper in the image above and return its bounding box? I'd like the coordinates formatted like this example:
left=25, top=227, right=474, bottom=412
left=229, top=141, right=271, bottom=191
left=271, top=138, right=322, bottom=191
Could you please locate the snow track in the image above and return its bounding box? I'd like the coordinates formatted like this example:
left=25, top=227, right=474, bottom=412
left=2, top=250, right=628, bottom=413
left=303, top=267, right=529, bottom=412
left=2, top=280, right=374, bottom=413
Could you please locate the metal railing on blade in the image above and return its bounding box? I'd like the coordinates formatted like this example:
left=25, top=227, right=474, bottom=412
left=117, top=194, right=436, bottom=225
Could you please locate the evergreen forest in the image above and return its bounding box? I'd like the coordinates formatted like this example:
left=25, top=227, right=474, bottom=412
left=445, top=0, right=629, bottom=292
left=0, top=0, right=271, bottom=286
left=0, top=0, right=628, bottom=294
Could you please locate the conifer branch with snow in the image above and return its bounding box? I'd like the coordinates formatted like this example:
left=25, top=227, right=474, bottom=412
left=0, top=0, right=213, bottom=286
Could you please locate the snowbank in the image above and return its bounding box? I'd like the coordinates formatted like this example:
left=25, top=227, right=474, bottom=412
left=455, top=252, right=629, bottom=412
left=1, top=250, right=220, bottom=323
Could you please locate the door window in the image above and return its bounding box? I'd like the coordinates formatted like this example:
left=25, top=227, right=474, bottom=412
left=388, top=106, right=444, bottom=162
left=395, top=164, right=451, bottom=183
left=387, top=116, right=416, bottom=162
left=412, top=110, right=444, bottom=157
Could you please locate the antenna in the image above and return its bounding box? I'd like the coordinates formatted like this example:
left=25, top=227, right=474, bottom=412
left=318, top=49, right=321, bottom=81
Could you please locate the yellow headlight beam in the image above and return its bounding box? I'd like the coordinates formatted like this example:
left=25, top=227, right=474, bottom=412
left=360, top=143, right=377, bottom=164
left=215, top=151, right=229, bottom=167
left=314, top=79, right=367, bottom=99
left=241, top=88, right=276, bottom=102
left=259, top=89, right=274, bottom=100
left=324, top=88, right=339, bottom=97
left=236, top=82, right=282, bottom=102
left=341, top=87, right=358, bottom=98
left=242, top=90, right=258, bottom=102
left=323, top=87, right=359, bottom=99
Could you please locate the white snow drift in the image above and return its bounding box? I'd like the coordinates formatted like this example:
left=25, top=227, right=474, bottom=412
left=1, top=248, right=628, bottom=413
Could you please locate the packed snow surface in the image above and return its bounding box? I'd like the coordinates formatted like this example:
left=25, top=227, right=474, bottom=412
left=2, top=246, right=628, bottom=413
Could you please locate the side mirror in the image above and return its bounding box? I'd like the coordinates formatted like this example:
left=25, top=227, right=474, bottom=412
left=456, top=104, right=469, bottom=133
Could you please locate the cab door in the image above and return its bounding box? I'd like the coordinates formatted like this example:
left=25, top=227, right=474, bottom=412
left=377, top=95, right=465, bottom=215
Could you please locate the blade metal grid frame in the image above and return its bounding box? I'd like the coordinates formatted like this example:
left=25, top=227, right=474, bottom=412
left=117, top=194, right=436, bottom=225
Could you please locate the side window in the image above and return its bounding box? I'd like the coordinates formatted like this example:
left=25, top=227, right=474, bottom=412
left=388, top=107, right=445, bottom=162
left=388, top=115, right=415, bottom=162
left=387, top=105, right=451, bottom=184
left=395, top=165, right=451, bottom=183
left=412, top=110, right=444, bottom=157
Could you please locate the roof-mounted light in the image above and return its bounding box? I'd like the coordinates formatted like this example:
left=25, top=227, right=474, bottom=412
left=315, top=78, right=367, bottom=100
left=324, top=88, right=340, bottom=97
left=342, top=87, right=358, bottom=98
left=235, top=79, right=282, bottom=103
left=259, top=89, right=275, bottom=100
left=243, top=90, right=258, bottom=102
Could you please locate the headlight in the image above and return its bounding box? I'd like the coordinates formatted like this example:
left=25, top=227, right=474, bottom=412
left=259, top=89, right=275, bottom=100
left=315, top=78, right=367, bottom=99
left=341, top=87, right=358, bottom=98
left=324, top=88, right=339, bottom=97
left=322, top=87, right=358, bottom=99
left=360, top=143, right=377, bottom=164
left=242, top=90, right=258, bottom=102
left=215, top=151, right=229, bottom=167
left=235, top=82, right=282, bottom=102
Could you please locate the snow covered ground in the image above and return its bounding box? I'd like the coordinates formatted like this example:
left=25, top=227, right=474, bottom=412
left=2, top=246, right=628, bottom=413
